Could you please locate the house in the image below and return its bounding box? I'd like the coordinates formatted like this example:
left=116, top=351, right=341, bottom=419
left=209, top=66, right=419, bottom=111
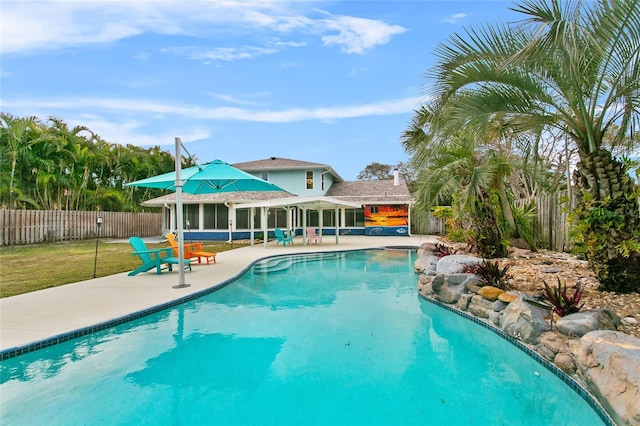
left=141, top=157, right=414, bottom=241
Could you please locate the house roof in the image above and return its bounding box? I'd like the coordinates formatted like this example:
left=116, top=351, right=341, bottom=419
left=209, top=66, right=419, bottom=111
left=326, top=179, right=413, bottom=204
left=233, top=157, right=344, bottom=182
left=141, top=190, right=292, bottom=207
left=235, top=195, right=362, bottom=210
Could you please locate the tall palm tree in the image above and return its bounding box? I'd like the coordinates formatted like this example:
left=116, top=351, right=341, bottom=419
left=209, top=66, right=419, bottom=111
left=0, top=113, right=41, bottom=208
left=414, top=0, right=639, bottom=292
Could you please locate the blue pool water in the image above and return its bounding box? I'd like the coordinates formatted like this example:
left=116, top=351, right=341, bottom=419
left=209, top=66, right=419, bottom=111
left=1, top=250, right=605, bottom=425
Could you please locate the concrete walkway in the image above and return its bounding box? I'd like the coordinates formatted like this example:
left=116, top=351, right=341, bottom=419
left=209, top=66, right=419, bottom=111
left=0, top=235, right=437, bottom=352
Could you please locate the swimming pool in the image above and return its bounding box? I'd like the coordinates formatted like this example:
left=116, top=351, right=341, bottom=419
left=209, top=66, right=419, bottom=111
left=0, top=249, right=607, bottom=425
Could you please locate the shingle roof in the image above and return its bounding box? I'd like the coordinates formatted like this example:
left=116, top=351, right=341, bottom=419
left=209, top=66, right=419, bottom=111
left=233, top=157, right=343, bottom=182
left=141, top=190, right=292, bottom=207
left=326, top=179, right=413, bottom=204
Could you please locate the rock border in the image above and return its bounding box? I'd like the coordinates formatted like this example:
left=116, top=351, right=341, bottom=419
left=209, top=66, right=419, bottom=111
left=414, top=244, right=640, bottom=426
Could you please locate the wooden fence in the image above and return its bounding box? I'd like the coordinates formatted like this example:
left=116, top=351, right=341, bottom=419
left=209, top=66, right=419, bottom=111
left=0, top=210, right=162, bottom=246
left=514, top=190, right=577, bottom=252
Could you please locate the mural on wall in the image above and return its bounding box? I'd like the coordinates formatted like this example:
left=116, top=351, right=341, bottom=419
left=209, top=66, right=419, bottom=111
left=364, top=205, right=409, bottom=236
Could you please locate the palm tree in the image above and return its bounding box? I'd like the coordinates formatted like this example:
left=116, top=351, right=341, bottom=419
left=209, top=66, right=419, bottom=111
left=413, top=0, right=639, bottom=292
left=0, top=113, right=41, bottom=208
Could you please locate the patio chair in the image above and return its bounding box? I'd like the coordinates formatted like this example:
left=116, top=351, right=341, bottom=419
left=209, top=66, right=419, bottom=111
left=306, top=228, right=321, bottom=245
left=274, top=228, right=294, bottom=246
left=128, top=236, right=192, bottom=276
left=166, top=233, right=217, bottom=264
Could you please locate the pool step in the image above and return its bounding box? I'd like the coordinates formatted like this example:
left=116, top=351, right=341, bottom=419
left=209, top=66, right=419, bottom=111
left=252, top=252, right=343, bottom=274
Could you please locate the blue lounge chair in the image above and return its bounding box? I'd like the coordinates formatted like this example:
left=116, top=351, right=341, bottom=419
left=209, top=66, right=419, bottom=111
left=274, top=228, right=294, bottom=246
left=128, top=236, right=192, bottom=276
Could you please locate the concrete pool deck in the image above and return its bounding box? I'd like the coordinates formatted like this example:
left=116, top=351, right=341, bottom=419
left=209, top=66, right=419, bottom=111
left=0, top=234, right=437, bottom=352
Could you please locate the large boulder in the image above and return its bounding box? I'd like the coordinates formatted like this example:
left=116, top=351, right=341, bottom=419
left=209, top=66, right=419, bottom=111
left=435, top=255, right=482, bottom=275
left=431, top=274, right=480, bottom=304
left=575, top=331, right=640, bottom=426
left=414, top=255, right=439, bottom=275
left=500, top=296, right=551, bottom=344
left=555, top=309, right=621, bottom=337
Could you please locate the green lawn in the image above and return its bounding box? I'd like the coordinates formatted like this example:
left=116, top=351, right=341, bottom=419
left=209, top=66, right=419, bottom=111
left=0, top=239, right=248, bottom=298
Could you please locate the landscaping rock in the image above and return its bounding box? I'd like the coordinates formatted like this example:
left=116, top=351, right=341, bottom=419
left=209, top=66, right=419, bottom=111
left=498, top=292, right=519, bottom=303
left=456, top=294, right=472, bottom=311
left=478, top=285, right=504, bottom=301
left=501, top=296, right=551, bottom=344
left=556, top=309, right=622, bottom=338
left=435, top=255, right=482, bottom=275
left=431, top=274, right=479, bottom=304
left=554, top=352, right=575, bottom=373
left=467, top=284, right=482, bottom=294
left=417, top=242, right=437, bottom=257
left=468, top=295, right=493, bottom=319
left=488, top=310, right=502, bottom=326
left=414, top=255, right=439, bottom=275
left=492, top=300, right=509, bottom=312
left=575, top=331, right=640, bottom=426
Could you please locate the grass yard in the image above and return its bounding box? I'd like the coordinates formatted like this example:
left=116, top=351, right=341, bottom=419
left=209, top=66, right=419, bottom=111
left=0, top=239, right=248, bottom=298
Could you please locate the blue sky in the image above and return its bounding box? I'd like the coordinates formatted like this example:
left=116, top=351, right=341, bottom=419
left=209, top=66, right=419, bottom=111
left=1, top=1, right=518, bottom=180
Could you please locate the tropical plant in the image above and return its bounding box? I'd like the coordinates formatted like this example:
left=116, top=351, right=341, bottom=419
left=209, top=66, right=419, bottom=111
left=403, top=127, right=514, bottom=258
left=433, top=242, right=456, bottom=258
left=465, top=260, right=512, bottom=290
left=0, top=114, right=179, bottom=212
left=542, top=278, right=584, bottom=317
left=407, top=0, right=640, bottom=292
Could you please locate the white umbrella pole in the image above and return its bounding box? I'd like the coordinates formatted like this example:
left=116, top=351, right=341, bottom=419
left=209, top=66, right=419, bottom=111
left=173, top=137, right=190, bottom=289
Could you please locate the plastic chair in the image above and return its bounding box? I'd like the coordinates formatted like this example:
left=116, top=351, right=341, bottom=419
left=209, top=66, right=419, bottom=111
left=166, top=233, right=216, bottom=264
left=306, top=228, right=321, bottom=245
left=274, top=228, right=294, bottom=246
left=128, top=236, right=192, bottom=276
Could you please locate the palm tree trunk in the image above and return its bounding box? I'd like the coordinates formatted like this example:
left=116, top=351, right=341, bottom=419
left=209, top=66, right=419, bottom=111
left=472, top=189, right=510, bottom=259
left=573, top=149, right=640, bottom=293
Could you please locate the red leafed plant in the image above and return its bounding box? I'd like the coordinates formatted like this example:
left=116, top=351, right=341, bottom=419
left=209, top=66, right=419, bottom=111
left=542, top=278, right=584, bottom=317
left=433, top=243, right=456, bottom=258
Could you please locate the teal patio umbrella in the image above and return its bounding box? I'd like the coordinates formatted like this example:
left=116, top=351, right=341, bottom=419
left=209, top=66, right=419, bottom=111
left=128, top=160, right=283, bottom=194
left=127, top=137, right=283, bottom=288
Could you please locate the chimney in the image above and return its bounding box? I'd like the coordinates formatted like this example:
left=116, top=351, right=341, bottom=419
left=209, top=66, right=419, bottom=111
left=393, top=168, right=399, bottom=186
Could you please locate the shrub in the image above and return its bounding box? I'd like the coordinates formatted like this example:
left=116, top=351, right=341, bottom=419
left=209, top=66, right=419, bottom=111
left=463, top=263, right=480, bottom=274
left=468, top=260, right=511, bottom=290
left=446, top=229, right=468, bottom=243
left=542, top=278, right=584, bottom=317
left=433, top=243, right=456, bottom=258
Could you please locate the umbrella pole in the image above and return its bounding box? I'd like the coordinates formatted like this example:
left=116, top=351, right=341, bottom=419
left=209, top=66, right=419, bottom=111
left=173, top=137, right=190, bottom=289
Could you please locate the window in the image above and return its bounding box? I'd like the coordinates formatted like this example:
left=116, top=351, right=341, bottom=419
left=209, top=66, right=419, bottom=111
left=370, top=206, right=379, bottom=214
left=322, top=210, right=336, bottom=227
left=261, top=171, right=269, bottom=181
left=235, top=208, right=261, bottom=229
left=267, top=207, right=288, bottom=228
left=183, top=204, right=199, bottom=229
left=345, top=208, right=365, bottom=226
left=306, top=210, right=319, bottom=227
left=306, top=170, right=314, bottom=190
left=321, top=173, right=325, bottom=191
left=203, top=204, right=229, bottom=230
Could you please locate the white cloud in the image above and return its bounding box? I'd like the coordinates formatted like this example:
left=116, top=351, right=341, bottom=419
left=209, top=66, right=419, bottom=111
left=65, top=114, right=212, bottom=147
left=1, top=1, right=405, bottom=56
left=320, top=15, right=406, bottom=54
left=441, top=13, right=469, bottom=24
left=4, top=95, right=421, bottom=124
left=163, top=45, right=279, bottom=62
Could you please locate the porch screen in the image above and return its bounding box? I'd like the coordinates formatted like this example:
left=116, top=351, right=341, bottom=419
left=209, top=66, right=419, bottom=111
left=345, top=208, right=365, bottom=226
left=235, top=208, right=262, bottom=229
left=203, top=204, right=229, bottom=230
left=183, top=205, right=199, bottom=229
left=267, top=207, right=288, bottom=228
